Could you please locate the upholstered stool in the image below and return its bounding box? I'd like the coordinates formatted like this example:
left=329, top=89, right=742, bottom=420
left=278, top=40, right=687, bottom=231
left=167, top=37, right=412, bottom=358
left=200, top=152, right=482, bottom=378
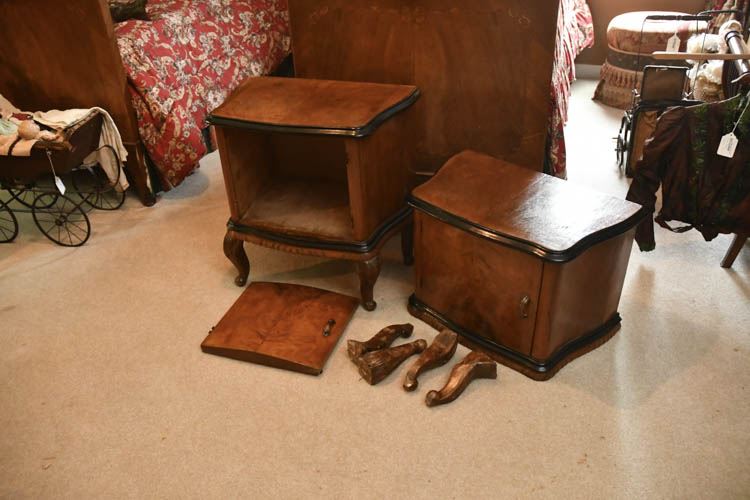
left=594, top=11, right=707, bottom=109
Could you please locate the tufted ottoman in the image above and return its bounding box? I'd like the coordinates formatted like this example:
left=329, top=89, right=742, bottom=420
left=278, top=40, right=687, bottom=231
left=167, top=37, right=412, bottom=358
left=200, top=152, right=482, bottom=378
left=593, top=11, right=707, bottom=109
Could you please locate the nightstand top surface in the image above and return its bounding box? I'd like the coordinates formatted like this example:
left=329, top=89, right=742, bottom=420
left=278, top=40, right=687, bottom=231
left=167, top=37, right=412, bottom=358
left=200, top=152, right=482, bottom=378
left=410, top=150, right=647, bottom=261
left=210, top=77, right=419, bottom=137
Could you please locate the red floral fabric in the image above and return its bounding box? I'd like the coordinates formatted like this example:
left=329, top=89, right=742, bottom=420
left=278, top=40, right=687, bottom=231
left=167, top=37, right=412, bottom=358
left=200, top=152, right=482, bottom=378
left=115, top=0, right=290, bottom=189
left=546, top=0, right=595, bottom=178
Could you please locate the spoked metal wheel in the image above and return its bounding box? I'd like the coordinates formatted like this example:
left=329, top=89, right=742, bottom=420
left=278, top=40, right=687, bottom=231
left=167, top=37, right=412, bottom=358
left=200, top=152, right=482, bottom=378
left=71, top=164, right=125, bottom=211
left=6, top=187, right=57, bottom=209
left=0, top=200, right=19, bottom=243
left=32, top=193, right=91, bottom=247
left=615, top=113, right=632, bottom=171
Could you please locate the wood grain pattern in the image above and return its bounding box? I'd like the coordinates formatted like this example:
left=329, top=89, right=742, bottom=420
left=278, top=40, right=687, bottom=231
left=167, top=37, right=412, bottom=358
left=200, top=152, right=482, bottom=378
left=531, top=231, right=634, bottom=361
left=212, top=77, right=418, bottom=133
left=347, top=323, right=414, bottom=360
left=213, top=77, right=417, bottom=308
left=288, top=0, right=560, bottom=174
left=201, top=282, right=359, bottom=375
left=425, top=351, right=497, bottom=407
left=411, top=150, right=644, bottom=255
left=403, top=329, right=458, bottom=391
left=356, top=339, right=427, bottom=385
left=223, top=232, right=250, bottom=287
left=346, top=114, right=415, bottom=240
left=409, top=151, right=643, bottom=380
left=414, top=211, right=542, bottom=355
left=0, top=0, right=154, bottom=205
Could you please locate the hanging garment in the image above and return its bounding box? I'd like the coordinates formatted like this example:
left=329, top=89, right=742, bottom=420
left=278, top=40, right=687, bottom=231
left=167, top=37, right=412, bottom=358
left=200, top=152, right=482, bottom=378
left=626, top=93, right=750, bottom=250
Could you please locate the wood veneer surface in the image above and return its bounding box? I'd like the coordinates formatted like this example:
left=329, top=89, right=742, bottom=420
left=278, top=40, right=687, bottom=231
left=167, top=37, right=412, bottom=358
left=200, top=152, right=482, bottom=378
left=201, top=282, right=359, bottom=375
left=239, top=179, right=354, bottom=242
left=212, top=77, right=418, bottom=132
left=411, top=151, right=644, bottom=254
left=288, top=0, right=560, bottom=172
left=0, top=0, right=137, bottom=144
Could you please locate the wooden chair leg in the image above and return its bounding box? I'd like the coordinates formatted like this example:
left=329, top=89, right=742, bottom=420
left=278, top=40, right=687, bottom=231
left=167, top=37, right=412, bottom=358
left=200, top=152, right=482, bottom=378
left=721, top=233, right=747, bottom=268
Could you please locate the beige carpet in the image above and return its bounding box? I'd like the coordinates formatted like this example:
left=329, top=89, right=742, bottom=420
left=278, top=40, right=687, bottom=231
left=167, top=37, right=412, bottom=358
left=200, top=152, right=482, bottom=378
left=1, top=79, right=748, bottom=499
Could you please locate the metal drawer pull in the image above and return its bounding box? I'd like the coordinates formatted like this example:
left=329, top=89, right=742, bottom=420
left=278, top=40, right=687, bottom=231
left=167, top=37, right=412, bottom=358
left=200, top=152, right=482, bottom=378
left=519, top=295, right=531, bottom=318
left=323, top=319, right=336, bottom=336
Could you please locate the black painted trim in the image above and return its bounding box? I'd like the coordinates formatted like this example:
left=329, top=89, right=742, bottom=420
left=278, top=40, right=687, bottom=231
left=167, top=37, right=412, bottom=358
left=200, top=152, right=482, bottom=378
left=409, top=196, right=648, bottom=263
left=408, top=294, right=622, bottom=376
left=208, top=88, right=420, bottom=138
left=228, top=207, right=411, bottom=254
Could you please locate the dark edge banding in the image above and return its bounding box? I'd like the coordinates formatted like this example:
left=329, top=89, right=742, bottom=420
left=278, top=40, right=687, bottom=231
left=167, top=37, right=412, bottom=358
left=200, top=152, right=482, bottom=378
left=208, top=88, right=420, bottom=138
left=408, top=294, right=622, bottom=376
left=408, top=196, right=649, bottom=263
left=227, top=206, right=412, bottom=253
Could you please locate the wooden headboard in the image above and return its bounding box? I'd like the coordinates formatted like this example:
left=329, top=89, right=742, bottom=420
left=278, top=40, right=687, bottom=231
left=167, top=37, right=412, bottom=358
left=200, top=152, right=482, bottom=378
left=0, top=0, right=153, bottom=204
left=288, top=0, right=560, bottom=175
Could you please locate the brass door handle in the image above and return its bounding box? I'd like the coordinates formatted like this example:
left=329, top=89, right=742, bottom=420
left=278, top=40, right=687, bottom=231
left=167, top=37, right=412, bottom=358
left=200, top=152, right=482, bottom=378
left=520, top=295, right=531, bottom=318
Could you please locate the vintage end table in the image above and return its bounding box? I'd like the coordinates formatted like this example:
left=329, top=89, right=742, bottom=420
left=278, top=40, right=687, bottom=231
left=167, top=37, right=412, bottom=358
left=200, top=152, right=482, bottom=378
left=209, top=77, right=420, bottom=310
left=408, top=150, right=647, bottom=380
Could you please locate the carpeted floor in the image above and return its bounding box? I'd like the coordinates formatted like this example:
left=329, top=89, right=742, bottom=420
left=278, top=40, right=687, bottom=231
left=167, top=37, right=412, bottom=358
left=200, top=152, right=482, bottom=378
left=1, top=79, right=748, bottom=499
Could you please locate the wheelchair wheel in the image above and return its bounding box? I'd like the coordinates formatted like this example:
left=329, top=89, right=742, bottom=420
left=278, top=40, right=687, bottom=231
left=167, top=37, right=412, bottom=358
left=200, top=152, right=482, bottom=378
left=615, top=113, right=632, bottom=170
left=0, top=200, right=18, bottom=243
left=32, top=193, right=91, bottom=247
left=71, top=164, right=125, bottom=211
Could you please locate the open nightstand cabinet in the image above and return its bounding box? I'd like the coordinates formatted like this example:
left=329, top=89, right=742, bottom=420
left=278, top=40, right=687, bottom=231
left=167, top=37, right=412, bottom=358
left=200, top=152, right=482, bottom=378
left=209, top=77, right=419, bottom=310
left=408, top=151, right=648, bottom=380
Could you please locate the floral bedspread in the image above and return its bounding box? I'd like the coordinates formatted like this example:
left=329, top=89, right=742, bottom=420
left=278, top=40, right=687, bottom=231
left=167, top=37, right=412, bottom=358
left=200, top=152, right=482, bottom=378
left=547, top=0, right=595, bottom=178
left=115, top=0, right=290, bottom=189
left=115, top=0, right=587, bottom=186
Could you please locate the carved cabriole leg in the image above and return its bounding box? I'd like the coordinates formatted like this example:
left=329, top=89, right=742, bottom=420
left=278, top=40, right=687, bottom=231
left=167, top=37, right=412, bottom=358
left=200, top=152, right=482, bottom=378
left=356, top=339, right=427, bottom=385
left=356, top=255, right=381, bottom=311
left=403, top=329, right=458, bottom=392
left=347, top=323, right=414, bottom=361
left=425, top=351, right=497, bottom=407
left=401, top=220, right=414, bottom=266
left=223, top=231, right=249, bottom=286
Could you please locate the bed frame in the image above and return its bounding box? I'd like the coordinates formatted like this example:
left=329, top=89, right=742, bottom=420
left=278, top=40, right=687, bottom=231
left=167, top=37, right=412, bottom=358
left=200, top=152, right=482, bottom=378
left=0, top=0, right=156, bottom=206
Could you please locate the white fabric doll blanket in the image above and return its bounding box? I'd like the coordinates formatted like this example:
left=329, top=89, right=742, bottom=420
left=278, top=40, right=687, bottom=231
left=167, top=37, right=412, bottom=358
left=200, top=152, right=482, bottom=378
left=34, top=108, right=129, bottom=191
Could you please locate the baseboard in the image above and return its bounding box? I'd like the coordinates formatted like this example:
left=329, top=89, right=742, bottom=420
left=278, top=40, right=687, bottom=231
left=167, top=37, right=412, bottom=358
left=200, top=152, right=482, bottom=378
left=575, top=63, right=601, bottom=80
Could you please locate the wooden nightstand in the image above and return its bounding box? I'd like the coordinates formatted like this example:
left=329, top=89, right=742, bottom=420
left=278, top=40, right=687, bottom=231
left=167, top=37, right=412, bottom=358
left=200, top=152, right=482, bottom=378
left=209, top=77, right=420, bottom=310
left=408, top=151, right=648, bottom=380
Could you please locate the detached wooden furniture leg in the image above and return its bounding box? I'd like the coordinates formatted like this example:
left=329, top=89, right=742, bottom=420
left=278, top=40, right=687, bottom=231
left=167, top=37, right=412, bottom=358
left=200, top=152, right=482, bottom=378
left=357, top=256, right=381, bottom=311
left=721, top=233, right=747, bottom=268
left=403, top=329, right=458, bottom=391
left=425, top=351, right=497, bottom=407
left=347, top=323, right=413, bottom=360
left=223, top=232, right=249, bottom=286
left=356, top=339, right=427, bottom=385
